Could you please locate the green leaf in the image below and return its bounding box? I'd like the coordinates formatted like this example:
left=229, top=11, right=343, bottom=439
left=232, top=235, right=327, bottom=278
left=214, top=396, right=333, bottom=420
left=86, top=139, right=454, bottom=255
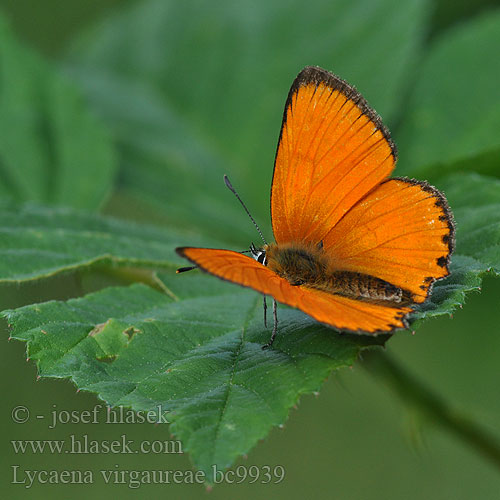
left=429, top=0, right=500, bottom=39
left=59, top=73, right=248, bottom=244
left=409, top=172, right=499, bottom=323
left=0, top=201, right=209, bottom=283
left=65, top=0, right=430, bottom=241
left=441, top=172, right=500, bottom=271
left=409, top=255, right=483, bottom=323
left=1, top=174, right=498, bottom=480
left=396, top=10, right=500, bottom=179
left=0, top=15, right=116, bottom=209
left=3, top=275, right=386, bottom=482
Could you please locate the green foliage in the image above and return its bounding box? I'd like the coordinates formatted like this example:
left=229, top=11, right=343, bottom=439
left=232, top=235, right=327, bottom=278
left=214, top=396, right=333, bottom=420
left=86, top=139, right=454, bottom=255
left=429, top=0, right=500, bottom=36
left=0, top=201, right=208, bottom=283
left=2, top=276, right=385, bottom=480
left=441, top=173, right=500, bottom=271
left=0, top=17, right=116, bottom=209
left=65, top=0, right=430, bottom=241
left=1, top=0, right=500, bottom=484
left=397, top=11, right=500, bottom=179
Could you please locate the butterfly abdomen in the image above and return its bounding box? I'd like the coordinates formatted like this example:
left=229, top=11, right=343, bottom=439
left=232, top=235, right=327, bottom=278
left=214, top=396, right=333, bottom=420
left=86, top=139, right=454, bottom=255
left=322, top=271, right=412, bottom=304
left=266, top=243, right=411, bottom=304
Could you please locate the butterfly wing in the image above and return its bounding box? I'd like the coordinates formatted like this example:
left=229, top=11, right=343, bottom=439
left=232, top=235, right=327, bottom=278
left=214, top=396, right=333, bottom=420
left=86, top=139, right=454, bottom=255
left=271, top=66, right=396, bottom=246
left=271, top=66, right=454, bottom=305
left=323, top=177, right=455, bottom=303
left=177, top=247, right=412, bottom=333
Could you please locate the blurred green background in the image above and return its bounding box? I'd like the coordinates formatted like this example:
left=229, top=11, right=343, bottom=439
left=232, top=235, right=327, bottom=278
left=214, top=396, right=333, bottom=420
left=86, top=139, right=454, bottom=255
left=1, top=0, right=500, bottom=498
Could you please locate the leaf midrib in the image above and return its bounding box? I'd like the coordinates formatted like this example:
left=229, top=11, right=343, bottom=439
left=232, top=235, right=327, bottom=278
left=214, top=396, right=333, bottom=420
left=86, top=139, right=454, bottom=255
left=208, top=295, right=261, bottom=464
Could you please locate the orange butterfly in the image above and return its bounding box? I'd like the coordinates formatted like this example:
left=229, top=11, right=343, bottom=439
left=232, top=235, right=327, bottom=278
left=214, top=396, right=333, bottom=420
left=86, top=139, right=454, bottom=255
left=176, top=66, right=455, bottom=348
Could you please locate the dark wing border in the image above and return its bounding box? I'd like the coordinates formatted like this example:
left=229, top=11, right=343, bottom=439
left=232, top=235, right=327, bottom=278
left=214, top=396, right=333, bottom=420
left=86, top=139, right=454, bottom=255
left=389, top=176, right=456, bottom=279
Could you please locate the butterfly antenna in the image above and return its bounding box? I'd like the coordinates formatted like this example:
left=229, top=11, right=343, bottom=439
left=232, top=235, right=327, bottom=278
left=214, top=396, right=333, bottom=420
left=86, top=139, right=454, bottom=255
left=224, top=174, right=267, bottom=245
left=176, top=266, right=197, bottom=274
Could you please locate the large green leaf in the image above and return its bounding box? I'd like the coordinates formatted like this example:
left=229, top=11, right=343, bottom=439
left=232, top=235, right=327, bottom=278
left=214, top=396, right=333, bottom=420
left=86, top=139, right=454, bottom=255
left=65, top=0, right=429, bottom=241
left=1, top=169, right=499, bottom=479
left=0, top=15, right=116, bottom=210
left=2, top=275, right=386, bottom=481
left=396, top=10, right=500, bottom=179
left=0, top=201, right=210, bottom=283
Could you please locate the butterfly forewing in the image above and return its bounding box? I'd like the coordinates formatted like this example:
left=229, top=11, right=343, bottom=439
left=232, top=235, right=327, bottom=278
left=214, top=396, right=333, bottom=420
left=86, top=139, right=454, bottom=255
left=271, top=66, right=396, bottom=246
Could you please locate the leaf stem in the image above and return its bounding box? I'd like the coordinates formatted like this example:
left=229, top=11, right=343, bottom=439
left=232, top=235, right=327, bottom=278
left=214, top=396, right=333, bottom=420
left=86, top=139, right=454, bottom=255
left=361, top=348, right=500, bottom=471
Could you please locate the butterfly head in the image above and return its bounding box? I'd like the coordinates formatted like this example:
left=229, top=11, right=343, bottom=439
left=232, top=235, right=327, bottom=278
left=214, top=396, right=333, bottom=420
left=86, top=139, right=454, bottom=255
left=249, top=242, right=267, bottom=266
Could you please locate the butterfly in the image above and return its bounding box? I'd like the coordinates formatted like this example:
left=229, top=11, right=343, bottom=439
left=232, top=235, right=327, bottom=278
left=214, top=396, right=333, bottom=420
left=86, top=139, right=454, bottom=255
left=176, top=66, right=455, bottom=348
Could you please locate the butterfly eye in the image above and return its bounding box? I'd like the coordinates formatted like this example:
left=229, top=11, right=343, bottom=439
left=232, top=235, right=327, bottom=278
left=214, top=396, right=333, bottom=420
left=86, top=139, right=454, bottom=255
left=249, top=246, right=267, bottom=266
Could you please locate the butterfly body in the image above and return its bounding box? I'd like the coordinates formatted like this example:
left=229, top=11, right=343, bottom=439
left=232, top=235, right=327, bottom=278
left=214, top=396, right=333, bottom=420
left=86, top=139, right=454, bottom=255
left=176, top=66, right=455, bottom=344
left=264, top=242, right=411, bottom=304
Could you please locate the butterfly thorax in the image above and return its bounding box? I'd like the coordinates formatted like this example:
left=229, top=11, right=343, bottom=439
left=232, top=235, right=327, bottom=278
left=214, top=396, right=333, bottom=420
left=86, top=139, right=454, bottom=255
left=265, top=243, right=328, bottom=287
left=264, top=242, right=411, bottom=305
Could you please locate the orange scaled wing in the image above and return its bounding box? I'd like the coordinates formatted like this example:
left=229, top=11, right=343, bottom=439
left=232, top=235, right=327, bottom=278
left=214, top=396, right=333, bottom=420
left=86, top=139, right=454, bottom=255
left=177, top=247, right=412, bottom=333
left=323, top=177, right=455, bottom=302
left=271, top=66, right=396, bottom=246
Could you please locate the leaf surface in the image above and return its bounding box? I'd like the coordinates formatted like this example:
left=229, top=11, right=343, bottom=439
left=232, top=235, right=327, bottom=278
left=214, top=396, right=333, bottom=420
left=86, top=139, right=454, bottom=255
left=65, top=0, right=430, bottom=241
left=0, top=202, right=205, bottom=283
left=2, top=168, right=500, bottom=477
left=3, top=274, right=386, bottom=481
left=0, top=16, right=116, bottom=209
left=396, top=11, right=500, bottom=179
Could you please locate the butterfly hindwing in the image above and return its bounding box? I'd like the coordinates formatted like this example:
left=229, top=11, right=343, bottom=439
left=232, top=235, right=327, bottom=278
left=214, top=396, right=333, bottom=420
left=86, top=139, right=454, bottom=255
left=323, top=177, right=455, bottom=302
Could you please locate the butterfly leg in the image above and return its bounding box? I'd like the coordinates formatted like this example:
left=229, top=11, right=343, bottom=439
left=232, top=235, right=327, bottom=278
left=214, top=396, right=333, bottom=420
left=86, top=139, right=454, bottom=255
left=262, top=299, right=278, bottom=349
left=263, top=295, right=268, bottom=328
